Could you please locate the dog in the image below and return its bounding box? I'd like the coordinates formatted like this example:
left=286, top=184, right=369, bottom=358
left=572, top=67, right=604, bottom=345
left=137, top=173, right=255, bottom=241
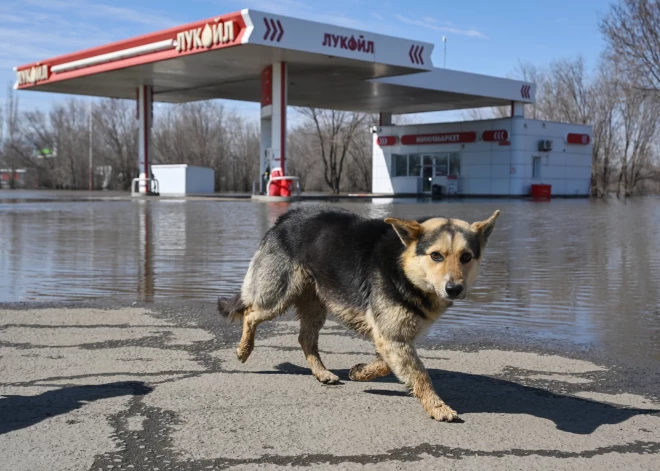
left=218, top=204, right=500, bottom=422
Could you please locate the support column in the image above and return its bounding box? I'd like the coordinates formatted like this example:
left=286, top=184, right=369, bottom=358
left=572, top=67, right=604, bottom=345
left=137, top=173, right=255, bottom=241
left=137, top=85, right=153, bottom=194
left=509, top=101, right=526, bottom=196
left=379, top=112, right=392, bottom=126
left=511, top=101, right=525, bottom=117
left=259, top=62, right=288, bottom=193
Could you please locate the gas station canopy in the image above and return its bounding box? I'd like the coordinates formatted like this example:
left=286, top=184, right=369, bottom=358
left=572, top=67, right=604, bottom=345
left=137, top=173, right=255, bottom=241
left=13, top=9, right=535, bottom=114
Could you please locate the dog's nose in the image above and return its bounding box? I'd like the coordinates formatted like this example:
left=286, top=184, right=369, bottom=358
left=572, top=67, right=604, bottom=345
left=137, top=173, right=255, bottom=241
left=445, top=282, right=463, bottom=299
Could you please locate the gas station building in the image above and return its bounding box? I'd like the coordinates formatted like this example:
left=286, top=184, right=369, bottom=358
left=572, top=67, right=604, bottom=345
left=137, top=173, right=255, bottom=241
left=13, top=9, right=593, bottom=197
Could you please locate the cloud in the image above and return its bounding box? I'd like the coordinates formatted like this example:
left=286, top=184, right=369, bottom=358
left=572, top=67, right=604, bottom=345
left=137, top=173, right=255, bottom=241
left=21, top=0, right=177, bottom=28
left=0, top=0, right=177, bottom=70
left=371, top=12, right=385, bottom=21
left=394, top=14, right=488, bottom=39
left=0, top=0, right=179, bottom=113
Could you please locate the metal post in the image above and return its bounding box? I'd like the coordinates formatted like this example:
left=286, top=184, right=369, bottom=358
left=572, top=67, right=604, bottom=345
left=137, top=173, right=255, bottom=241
left=88, top=98, right=93, bottom=191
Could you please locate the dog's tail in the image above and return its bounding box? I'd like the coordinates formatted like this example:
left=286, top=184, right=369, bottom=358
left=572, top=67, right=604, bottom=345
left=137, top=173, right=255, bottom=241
left=217, top=293, right=247, bottom=323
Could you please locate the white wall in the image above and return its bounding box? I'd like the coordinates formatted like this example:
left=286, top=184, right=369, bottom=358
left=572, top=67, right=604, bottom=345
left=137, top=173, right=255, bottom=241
left=372, top=118, right=592, bottom=196
left=186, top=166, right=215, bottom=194
left=152, top=165, right=187, bottom=195
left=511, top=119, right=592, bottom=196
left=371, top=134, right=393, bottom=194
left=152, top=165, right=215, bottom=195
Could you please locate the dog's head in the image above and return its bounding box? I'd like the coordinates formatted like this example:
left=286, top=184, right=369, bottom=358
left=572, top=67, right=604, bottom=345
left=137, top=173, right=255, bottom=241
left=385, top=210, right=500, bottom=301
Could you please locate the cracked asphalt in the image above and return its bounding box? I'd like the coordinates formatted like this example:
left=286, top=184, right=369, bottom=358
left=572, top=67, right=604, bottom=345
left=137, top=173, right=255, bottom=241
left=1, top=301, right=659, bottom=470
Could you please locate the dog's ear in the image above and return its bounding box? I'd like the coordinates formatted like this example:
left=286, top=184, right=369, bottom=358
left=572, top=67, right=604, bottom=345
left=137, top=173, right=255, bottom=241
left=471, top=210, right=500, bottom=244
left=385, top=217, right=422, bottom=246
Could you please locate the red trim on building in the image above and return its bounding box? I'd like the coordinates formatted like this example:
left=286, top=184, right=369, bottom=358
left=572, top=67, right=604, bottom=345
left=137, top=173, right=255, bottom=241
left=261, top=65, right=273, bottom=107
left=566, top=133, right=590, bottom=145
left=482, top=130, right=509, bottom=142
left=15, top=11, right=247, bottom=89
left=142, top=86, right=149, bottom=192
left=400, top=132, right=476, bottom=145
left=280, top=62, right=287, bottom=175
left=377, top=136, right=397, bottom=146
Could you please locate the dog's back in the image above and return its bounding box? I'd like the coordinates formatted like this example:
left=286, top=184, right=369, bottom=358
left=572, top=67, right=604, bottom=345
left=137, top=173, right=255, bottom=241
left=219, top=205, right=397, bottom=320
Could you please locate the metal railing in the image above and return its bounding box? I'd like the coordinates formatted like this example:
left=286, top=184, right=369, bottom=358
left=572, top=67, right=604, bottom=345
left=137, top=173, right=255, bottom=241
left=131, top=177, right=159, bottom=196
left=266, top=176, right=301, bottom=197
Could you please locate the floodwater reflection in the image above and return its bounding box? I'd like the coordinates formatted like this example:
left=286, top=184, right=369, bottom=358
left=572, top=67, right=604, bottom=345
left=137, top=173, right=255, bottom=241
left=1, top=193, right=659, bottom=362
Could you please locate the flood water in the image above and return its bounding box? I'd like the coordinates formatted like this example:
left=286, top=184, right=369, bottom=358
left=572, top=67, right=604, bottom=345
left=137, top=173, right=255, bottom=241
left=1, top=190, right=659, bottom=363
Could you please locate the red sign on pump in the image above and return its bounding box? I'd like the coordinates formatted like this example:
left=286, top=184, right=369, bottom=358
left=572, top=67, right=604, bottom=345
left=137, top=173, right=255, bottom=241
left=566, top=133, right=590, bottom=145
left=377, top=136, right=397, bottom=146
left=260, top=65, right=272, bottom=107
left=482, top=130, right=509, bottom=142
left=400, top=132, right=477, bottom=145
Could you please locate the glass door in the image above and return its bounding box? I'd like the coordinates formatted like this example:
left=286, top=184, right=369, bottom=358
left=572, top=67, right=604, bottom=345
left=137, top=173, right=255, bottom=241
left=422, top=155, right=434, bottom=192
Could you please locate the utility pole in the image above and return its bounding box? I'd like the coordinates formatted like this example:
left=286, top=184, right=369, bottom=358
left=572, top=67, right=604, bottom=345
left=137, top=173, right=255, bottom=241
left=443, top=36, right=447, bottom=68
left=88, top=98, right=93, bottom=191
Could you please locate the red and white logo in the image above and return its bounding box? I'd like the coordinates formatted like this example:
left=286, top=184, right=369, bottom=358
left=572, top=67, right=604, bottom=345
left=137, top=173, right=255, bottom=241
left=377, top=136, right=397, bottom=146
left=566, top=133, right=590, bottom=145
left=482, top=130, right=508, bottom=142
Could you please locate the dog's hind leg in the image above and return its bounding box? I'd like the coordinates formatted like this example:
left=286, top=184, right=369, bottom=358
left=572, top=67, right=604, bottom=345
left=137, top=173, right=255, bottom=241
left=235, top=250, right=305, bottom=363
left=349, top=353, right=391, bottom=381
left=236, top=307, right=281, bottom=363
left=296, top=292, right=340, bottom=385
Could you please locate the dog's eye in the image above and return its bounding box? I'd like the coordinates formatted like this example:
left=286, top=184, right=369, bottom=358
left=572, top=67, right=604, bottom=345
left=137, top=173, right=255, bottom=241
left=460, top=253, right=472, bottom=264
left=430, top=252, right=443, bottom=262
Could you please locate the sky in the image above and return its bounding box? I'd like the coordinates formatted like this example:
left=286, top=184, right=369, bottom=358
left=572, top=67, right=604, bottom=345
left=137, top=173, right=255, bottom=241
left=0, top=0, right=613, bottom=122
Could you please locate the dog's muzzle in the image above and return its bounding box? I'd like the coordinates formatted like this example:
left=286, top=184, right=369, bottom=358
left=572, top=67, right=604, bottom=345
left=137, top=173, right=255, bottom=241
left=444, top=281, right=464, bottom=300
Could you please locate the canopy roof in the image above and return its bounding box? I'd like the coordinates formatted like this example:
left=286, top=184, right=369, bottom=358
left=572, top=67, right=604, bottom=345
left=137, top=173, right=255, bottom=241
left=14, top=9, right=535, bottom=113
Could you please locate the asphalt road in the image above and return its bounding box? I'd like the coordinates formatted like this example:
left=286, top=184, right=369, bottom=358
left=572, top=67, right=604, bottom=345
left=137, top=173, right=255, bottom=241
left=1, top=301, right=659, bottom=470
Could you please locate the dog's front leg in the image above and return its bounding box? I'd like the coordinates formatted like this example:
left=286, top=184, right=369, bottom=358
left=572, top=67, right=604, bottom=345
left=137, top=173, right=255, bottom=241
left=375, top=336, right=458, bottom=422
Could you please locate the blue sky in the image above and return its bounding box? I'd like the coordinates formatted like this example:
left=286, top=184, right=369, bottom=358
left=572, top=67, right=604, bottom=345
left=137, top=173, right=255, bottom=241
left=1, top=0, right=611, bottom=121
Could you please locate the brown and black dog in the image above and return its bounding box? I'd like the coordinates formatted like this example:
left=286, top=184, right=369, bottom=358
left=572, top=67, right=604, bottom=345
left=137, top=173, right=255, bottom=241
left=218, top=205, right=500, bottom=422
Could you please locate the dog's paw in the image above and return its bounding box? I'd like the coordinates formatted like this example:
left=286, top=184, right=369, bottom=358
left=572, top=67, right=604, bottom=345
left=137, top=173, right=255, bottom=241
left=348, top=363, right=367, bottom=381
left=315, top=370, right=340, bottom=385
left=428, top=404, right=459, bottom=422
left=236, top=346, right=251, bottom=363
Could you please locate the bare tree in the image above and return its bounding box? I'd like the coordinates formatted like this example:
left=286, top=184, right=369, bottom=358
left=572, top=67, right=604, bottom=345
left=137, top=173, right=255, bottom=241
left=344, top=128, right=372, bottom=192
left=616, top=83, right=660, bottom=196
left=46, top=99, right=91, bottom=189
left=93, top=99, right=138, bottom=189
left=287, top=128, right=318, bottom=191
left=0, top=85, right=28, bottom=188
left=536, top=56, right=594, bottom=124
left=295, top=108, right=370, bottom=194
left=225, top=117, right=260, bottom=192
left=600, top=0, right=660, bottom=94
left=153, top=101, right=235, bottom=191
left=590, top=60, right=621, bottom=196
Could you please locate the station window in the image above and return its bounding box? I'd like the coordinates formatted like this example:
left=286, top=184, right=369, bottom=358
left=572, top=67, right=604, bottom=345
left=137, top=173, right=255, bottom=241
left=391, top=152, right=461, bottom=177
left=434, top=155, right=448, bottom=176
left=392, top=155, right=408, bottom=176
left=449, top=153, right=461, bottom=176
left=532, top=156, right=541, bottom=179
left=408, top=155, right=422, bottom=177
